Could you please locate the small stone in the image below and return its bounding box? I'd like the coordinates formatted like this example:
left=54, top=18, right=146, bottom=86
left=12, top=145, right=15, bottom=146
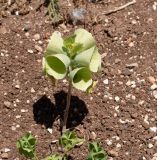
left=16, top=115, right=21, bottom=119
left=103, top=79, right=109, bottom=85
left=152, top=90, right=157, bottom=99
left=23, top=24, right=31, bottom=32
left=91, top=131, right=97, bottom=140
left=147, top=76, right=156, bottom=84
left=31, top=88, right=35, bottom=93
left=115, top=96, right=120, bottom=102
left=16, top=124, right=20, bottom=128
left=47, top=128, right=53, bottom=134
left=15, top=85, right=20, bottom=89
left=153, top=2, right=157, bottom=11
left=153, top=136, right=157, bottom=140
left=1, top=152, right=9, bottom=159
left=35, top=45, right=43, bottom=52
left=126, top=63, right=138, bottom=69
left=108, top=149, right=118, bottom=157
left=115, top=58, right=121, bottom=64
left=25, top=32, right=29, bottom=37
left=131, top=20, right=137, bottom=24
left=33, top=34, right=40, bottom=41
left=11, top=126, right=16, bottom=131
left=4, top=101, right=11, bottom=108
left=148, top=143, right=153, bottom=149
left=144, top=115, right=149, bottom=125
left=116, top=143, right=121, bottom=148
left=150, top=126, right=157, bottom=132
left=63, top=79, right=67, bottom=83
left=129, top=42, right=134, bottom=47
left=2, top=148, right=11, bottom=153
left=150, top=84, right=157, bottom=90
left=27, top=49, right=34, bottom=54
left=106, top=139, right=112, bottom=146
left=26, top=100, right=30, bottom=104
left=21, top=109, right=28, bottom=113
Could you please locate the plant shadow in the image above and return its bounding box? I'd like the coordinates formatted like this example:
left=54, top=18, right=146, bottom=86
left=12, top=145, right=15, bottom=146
left=33, top=91, right=88, bottom=130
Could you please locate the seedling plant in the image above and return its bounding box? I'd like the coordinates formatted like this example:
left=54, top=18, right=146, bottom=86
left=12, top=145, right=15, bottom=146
left=42, top=28, right=101, bottom=132
left=16, top=131, right=84, bottom=160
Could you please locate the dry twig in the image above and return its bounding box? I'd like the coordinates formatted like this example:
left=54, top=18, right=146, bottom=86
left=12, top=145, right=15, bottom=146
left=101, top=0, right=136, bottom=15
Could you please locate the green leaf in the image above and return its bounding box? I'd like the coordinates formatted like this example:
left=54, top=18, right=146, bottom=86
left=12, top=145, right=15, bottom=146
left=44, top=54, right=70, bottom=79
left=89, top=48, right=101, bottom=72
left=16, top=133, right=36, bottom=159
left=45, top=31, right=64, bottom=55
left=74, top=46, right=95, bottom=67
left=63, top=34, right=83, bottom=57
left=69, top=67, right=93, bottom=91
left=64, top=34, right=76, bottom=47
left=74, top=28, right=96, bottom=52
left=87, top=142, right=108, bottom=160
left=44, top=154, right=63, bottom=160
left=87, top=81, right=98, bottom=93
left=59, top=131, right=84, bottom=152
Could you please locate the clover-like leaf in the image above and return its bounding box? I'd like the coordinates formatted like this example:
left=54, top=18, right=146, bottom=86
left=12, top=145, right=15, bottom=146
left=69, top=67, right=93, bottom=91
left=44, top=54, right=70, bottom=79
left=59, top=131, right=84, bottom=152
left=44, top=154, right=63, bottom=160
left=45, top=31, right=65, bottom=55
left=16, top=133, right=36, bottom=159
left=74, top=28, right=96, bottom=52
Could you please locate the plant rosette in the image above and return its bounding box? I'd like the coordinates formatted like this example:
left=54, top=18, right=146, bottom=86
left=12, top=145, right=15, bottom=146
left=42, top=28, right=101, bottom=92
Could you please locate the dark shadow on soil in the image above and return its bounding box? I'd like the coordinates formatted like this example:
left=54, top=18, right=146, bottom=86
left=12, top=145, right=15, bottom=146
left=33, top=91, right=88, bottom=129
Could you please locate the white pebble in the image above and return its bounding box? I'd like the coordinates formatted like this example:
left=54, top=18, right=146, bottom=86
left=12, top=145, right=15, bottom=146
left=11, top=126, right=16, bottom=131
left=115, top=96, right=120, bottom=102
left=144, top=115, right=149, bottom=125
left=103, top=79, right=109, bottom=85
left=15, top=85, right=20, bottom=89
left=150, top=84, right=157, bottom=90
left=26, top=100, right=30, bottom=104
left=4, top=148, right=11, bottom=153
left=148, top=143, right=153, bottom=149
left=116, top=143, right=121, bottom=148
left=16, top=115, right=21, bottom=119
left=105, top=139, right=112, bottom=146
left=21, top=109, right=28, bottom=113
left=152, top=90, right=157, bottom=99
left=150, top=126, right=157, bottom=132
left=27, top=49, right=34, bottom=54
left=31, top=88, right=35, bottom=93
left=47, top=128, right=53, bottom=134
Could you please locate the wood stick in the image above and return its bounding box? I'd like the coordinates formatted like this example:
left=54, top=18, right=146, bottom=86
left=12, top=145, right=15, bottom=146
left=101, top=0, right=136, bottom=15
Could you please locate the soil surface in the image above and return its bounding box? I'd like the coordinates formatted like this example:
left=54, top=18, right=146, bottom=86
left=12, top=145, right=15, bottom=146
left=0, top=0, right=157, bottom=160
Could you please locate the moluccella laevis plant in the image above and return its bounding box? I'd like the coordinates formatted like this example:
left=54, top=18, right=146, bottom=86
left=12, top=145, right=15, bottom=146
left=42, top=28, right=102, bottom=132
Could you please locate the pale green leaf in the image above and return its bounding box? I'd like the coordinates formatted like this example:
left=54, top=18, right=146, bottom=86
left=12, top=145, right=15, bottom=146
left=89, top=48, right=101, bottom=72
left=74, top=28, right=96, bottom=52
left=45, top=54, right=70, bottom=79
left=69, top=67, right=92, bottom=91
left=74, top=46, right=95, bottom=67
left=45, top=31, right=64, bottom=55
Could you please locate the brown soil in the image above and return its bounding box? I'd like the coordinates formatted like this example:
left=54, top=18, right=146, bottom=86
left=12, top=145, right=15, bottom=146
left=0, top=0, right=157, bottom=160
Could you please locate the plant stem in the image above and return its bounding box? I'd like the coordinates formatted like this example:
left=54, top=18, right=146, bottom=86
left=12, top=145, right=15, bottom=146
left=62, top=79, right=72, bottom=133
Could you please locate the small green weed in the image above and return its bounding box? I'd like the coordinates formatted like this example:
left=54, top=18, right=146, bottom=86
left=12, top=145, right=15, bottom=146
left=87, top=142, right=108, bottom=160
